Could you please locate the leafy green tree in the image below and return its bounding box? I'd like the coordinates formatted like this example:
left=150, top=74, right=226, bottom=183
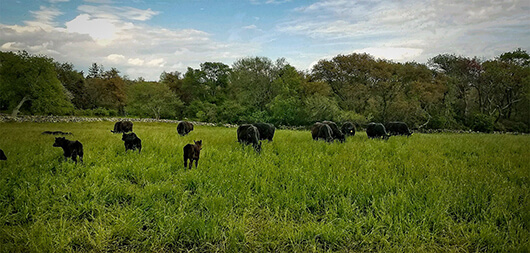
left=0, top=51, right=74, bottom=116
left=85, top=67, right=126, bottom=113
left=481, top=50, right=530, bottom=129
left=311, top=53, right=375, bottom=112
left=229, top=56, right=278, bottom=111
left=55, top=62, right=89, bottom=109
left=125, top=81, right=183, bottom=119
left=200, top=62, right=231, bottom=103
left=303, top=95, right=342, bottom=123
left=428, top=54, right=482, bottom=124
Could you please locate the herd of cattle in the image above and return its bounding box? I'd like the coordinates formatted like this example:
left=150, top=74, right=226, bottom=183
left=0, top=120, right=411, bottom=167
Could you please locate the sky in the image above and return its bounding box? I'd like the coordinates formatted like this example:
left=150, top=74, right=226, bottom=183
left=1, top=0, right=529, bottom=81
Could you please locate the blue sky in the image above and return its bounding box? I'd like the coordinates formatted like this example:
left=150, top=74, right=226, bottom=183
left=1, top=0, right=529, bottom=80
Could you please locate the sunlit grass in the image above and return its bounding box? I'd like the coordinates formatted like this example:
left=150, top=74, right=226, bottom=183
left=0, top=122, right=529, bottom=251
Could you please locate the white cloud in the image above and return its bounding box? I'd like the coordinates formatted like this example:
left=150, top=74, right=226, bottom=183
left=353, top=47, right=423, bottom=61
left=24, top=6, right=63, bottom=30
left=128, top=58, right=144, bottom=66
left=280, top=0, right=530, bottom=63
left=65, top=14, right=117, bottom=44
left=243, top=24, right=258, bottom=30
left=147, top=58, right=165, bottom=67
left=107, top=54, right=125, bottom=63
left=0, top=3, right=260, bottom=80
left=77, top=5, right=159, bottom=21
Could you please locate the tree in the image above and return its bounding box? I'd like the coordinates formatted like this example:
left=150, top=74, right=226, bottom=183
left=311, top=53, right=375, bottom=112
left=55, top=62, right=89, bottom=109
left=125, top=81, right=183, bottom=119
left=160, top=71, right=186, bottom=102
left=481, top=53, right=530, bottom=123
left=84, top=67, right=126, bottom=113
left=0, top=51, right=74, bottom=116
left=200, top=62, right=231, bottom=103
left=229, top=56, right=279, bottom=111
left=428, top=54, right=482, bottom=123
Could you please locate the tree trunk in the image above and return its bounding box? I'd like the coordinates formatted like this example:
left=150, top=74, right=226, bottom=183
left=11, top=95, right=30, bottom=117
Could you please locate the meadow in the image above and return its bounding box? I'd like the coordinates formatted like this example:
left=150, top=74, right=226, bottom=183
left=0, top=121, right=528, bottom=252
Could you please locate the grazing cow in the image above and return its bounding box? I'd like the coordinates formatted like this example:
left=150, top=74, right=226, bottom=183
left=122, top=132, right=142, bottom=153
left=177, top=121, right=194, bottom=136
left=183, top=140, right=202, bottom=169
left=341, top=122, right=356, bottom=137
left=366, top=123, right=390, bottom=140
left=252, top=122, right=275, bottom=141
left=0, top=149, right=6, bottom=160
left=322, top=121, right=346, bottom=142
left=385, top=122, right=412, bottom=136
left=311, top=122, right=333, bottom=142
left=111, top=121, right=133, bottom=133
left=41, top=131, right=72, bottom=135
left=237, top=124, right=262, bottom=152
left=53, top=137, right=84, bottom=164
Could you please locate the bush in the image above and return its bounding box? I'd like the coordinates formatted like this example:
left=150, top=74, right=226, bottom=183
left=499, top=119, right=529, bottom=133
left=217, top=101, right=246, bottom=124
left=73, top=108, right=117, bottom=117
left=469, top=114, right=494, bottom=133
left=268, top=97, right=306, bottom=126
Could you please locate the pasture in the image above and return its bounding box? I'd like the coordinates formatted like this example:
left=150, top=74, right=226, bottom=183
left=0, top=121, right=528, bottom=252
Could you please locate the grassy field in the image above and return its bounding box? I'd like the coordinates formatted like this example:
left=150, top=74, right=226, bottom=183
left=0, top=121, right=528, bottom=252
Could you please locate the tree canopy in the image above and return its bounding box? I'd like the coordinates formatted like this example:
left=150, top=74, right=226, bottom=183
left=1, top=49, right=528, bottom=132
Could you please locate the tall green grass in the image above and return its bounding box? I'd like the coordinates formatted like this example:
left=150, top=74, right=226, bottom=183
left=0, top=122, right=529, bottom=252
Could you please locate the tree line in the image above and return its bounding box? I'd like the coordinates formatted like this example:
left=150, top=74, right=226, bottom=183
left=1, top=49, right=528, bottom=132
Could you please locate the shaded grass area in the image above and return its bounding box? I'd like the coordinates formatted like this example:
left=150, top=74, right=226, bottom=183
left=0, top=122, right=529, bottom=252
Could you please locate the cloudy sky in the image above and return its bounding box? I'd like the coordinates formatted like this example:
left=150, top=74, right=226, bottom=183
left=1, top=0, right=528, bottom=80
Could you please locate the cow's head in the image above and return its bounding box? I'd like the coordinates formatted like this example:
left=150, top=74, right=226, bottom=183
left=194, top=140, right=202, bottom=150
left=53, top=137, right=66, bottom=147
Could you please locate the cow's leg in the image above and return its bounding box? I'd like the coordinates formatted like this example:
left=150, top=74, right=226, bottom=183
left=195, top=158, right=199, bottom=168
left=184, top=157, right=188, bottom=168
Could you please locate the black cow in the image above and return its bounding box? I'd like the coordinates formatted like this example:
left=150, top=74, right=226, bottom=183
left=237, top=124, right=262, bottom=152
left=385, top=122, right=412, bottom=136
left=341, top=122, right=356, bottom=137
left=322, top=121, right=345, bottom=142
left=183, top=140, right=202, bottom=169
left=111, top=121, right=133, bottom=133
left=311, top=122, right=333, bottom=142
left=122, top=132, right=142, bottom=153
left=366, top=122, right=390, bottom=140
left=177, top=121, right=194, bottom=136
left=252, top=123, right=275, bottom=141
left=42, top=131, right=72, bottom=135
left=0, top=149, right=6, bottom=160
left=53, top=137, right=84, bottom=164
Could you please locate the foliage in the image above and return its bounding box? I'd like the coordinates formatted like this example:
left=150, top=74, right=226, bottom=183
left=0, top=51, right=74, bottom=115
left=84, top=66, right=126, bottom=113
left=55, top=62, right=89, bottom=109
left=468, top=113, right=495, bottom=133
left=0, top=50, right=528, bottom=132
left=125, top=81, right=183, bottom=119
left=0, top=122, right=528, bottom=251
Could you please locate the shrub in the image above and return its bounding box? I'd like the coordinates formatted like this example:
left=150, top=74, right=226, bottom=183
left=469, top=114, right=494, bottom=133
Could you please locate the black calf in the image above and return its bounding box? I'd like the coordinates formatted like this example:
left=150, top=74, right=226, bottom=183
left=0, top=149, right=6, bottom=160
left=122, top=133, right=142, bottom=153
left=184, top=140, right=202, bottom=169
left=53, top=137, right=83, bottom=164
